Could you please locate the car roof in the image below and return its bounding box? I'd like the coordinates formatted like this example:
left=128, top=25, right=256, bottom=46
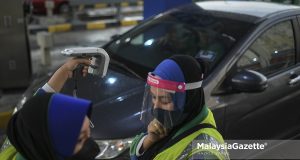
left=196, top=1, right=300, bottom=19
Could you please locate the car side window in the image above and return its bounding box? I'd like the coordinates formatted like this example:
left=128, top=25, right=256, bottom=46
left=237, top=21, right=295, bottom=76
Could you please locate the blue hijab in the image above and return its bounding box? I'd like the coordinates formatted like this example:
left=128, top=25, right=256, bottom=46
left=7, top=93, right=92, bottom=160
left=153, top=59, right=186, bottom=111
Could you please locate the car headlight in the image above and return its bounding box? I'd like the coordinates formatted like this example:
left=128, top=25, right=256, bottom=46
left=95, top=138, right=133, bottom=159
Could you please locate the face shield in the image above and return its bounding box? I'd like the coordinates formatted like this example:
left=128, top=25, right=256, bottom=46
left=141, top=73, right=203, bottom=130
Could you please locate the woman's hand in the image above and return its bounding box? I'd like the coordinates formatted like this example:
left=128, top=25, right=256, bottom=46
left=47, top=58, right=91, bottom=92
left=141, top=119, right=169, bottom=152
left=60, top=58, right=91, bottom=78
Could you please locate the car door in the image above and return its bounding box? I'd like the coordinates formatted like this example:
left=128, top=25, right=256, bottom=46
left=216, top=18, right=300, bottom=139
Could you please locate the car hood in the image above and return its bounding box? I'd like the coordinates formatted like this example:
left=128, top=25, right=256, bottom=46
left=90, top=85, right=145, bottom=140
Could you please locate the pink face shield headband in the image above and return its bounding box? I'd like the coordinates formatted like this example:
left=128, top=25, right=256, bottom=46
left=147, top=73, right=203, bottom=92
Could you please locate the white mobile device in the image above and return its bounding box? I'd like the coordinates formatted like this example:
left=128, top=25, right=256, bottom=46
left=61, top=47, right=110, bottom=77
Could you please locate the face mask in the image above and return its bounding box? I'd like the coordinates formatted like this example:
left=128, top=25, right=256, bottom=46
left=66, top=138, right=100, bottom=160
left=152, top=108, right=182, bottom=130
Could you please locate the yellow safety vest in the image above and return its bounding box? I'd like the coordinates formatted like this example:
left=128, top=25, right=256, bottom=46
left=0, top=146, right=17, bottom=160
left=153, top=109, right=229, bottom=160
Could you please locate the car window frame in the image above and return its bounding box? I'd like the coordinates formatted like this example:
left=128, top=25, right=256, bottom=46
left=295, top=15, right=300, bottom=63
left=209, top=15, right=300, bottom=95
left=236, top=19, right=297, bottom=77
left=229, top=16, right=300, bottom=78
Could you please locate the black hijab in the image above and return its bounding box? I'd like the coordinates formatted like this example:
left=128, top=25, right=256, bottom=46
left=140, top=55, right=206, bottom=160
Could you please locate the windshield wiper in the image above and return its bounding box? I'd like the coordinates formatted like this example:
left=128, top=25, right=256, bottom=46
left=110, top=59, right=144, bottom=80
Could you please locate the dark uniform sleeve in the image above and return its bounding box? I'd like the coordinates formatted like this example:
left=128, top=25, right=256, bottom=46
left=130, top=133, right=147, bottom=160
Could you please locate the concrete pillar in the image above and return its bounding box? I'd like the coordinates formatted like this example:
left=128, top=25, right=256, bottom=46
left=36, top=32, right=53, bottom=66
left=45, top=0, right=55, bottom=17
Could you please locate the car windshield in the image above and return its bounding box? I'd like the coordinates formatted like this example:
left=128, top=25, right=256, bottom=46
left=106, top=4, right=255, bottom=76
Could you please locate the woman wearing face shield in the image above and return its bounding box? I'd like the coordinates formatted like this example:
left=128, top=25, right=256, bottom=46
left=0, top=58, right=100, bottom=160
left=130, top=55, right=229, bottom=160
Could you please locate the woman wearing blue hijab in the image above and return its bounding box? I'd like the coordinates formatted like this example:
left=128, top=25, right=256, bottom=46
left=0, top=58, right=100, bottom=160
left=130, top=55, right=229, bottom=160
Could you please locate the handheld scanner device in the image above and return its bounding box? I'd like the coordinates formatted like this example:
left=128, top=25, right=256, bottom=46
left=61, top=47, right=110, bottom=77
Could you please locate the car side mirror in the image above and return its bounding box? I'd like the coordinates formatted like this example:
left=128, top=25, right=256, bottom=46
left=230, top=69, right=268, bottom=92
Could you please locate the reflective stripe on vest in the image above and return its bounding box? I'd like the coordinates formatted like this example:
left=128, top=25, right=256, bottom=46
left=180, top=133, right=229, bottom=160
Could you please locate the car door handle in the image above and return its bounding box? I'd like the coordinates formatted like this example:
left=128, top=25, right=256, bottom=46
left=289, top=75, right=300, bottom=85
